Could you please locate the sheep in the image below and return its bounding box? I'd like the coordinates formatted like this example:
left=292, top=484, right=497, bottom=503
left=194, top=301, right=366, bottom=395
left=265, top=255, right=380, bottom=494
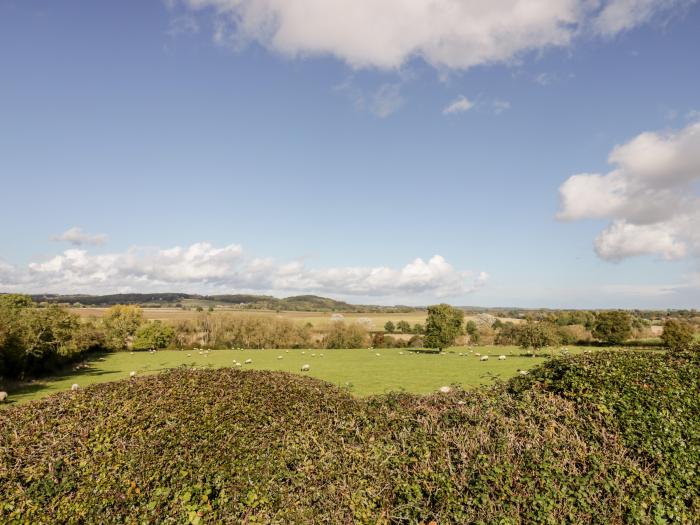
left=71, top=384, right=80, bottom=391
left=301, top=351, right=306, bottom=355
left=187, top=354, right=192, bottom=357
left=475, top=352, right=481, bottom=357
left=519, top=370, right=528, bottom=376
left=129, top=371, right=136, bottom=378
left=480, top=355, right=489, bottom=361
left=498, top=355, right=506, bottom=361
left=301, top=364, right=310, bottom=371
left=311, top=353, right=316, bottom=357
left=375, top=353, right=381, bottom=357
left=0, top=392, right=7, bottom=402
left=277, top=355, right=283, bottom=360
left=319, top=353, right=324, bottom=357
left=399, top=352, right=404, bottom=355
left=235, top=362, right=242, bottom=367
left=244, top=358, right=252, bottom=364
left=439, top=386, right=451, bottom=393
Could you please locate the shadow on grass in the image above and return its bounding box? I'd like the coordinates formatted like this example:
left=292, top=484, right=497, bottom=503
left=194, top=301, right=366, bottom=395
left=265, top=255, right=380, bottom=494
left=1, top=350, right=117, bottom=405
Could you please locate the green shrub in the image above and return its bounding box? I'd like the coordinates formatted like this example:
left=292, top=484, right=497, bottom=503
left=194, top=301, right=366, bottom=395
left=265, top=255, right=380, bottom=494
left=661, top=319, right=695, bottom=353
left=132, top=321, right=176, bottom=351
left=1, top=351, right=697, bottom=523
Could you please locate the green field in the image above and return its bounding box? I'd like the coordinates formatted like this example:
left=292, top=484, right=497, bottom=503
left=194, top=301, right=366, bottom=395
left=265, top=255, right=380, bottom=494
left=3, top=345, right=600, bottom=405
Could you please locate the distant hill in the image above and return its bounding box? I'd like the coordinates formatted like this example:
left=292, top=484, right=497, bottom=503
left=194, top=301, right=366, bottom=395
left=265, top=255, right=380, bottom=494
left=28, top=293, right=419, bottom=313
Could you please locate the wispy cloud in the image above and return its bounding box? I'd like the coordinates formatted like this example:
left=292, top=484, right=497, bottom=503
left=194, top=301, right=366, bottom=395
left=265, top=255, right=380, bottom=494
left=442, top=95, right=474, bottom=115
left=50, top=227, right=108, bottom=247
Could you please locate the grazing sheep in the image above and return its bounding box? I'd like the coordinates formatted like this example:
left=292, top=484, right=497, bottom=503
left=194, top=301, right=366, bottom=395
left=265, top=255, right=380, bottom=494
left=301, top=364, right=310, bottom=371
left=475, top=352, right=481, bottom=357
left=375, top=353, right=381, bottom=357
left=311, top=353, right=316, bottom=357
left=498, top=355, right=506, bottom=361
left=519, top=370, right=528, bottom=376
left=244, top=358, right=252, bottom=364
left=301, top=351, right=306, bottom=355
left=71, top=384, right=80, bottom=391
left=0, top=391, right=8, bottom=402
left=319, top=353, right=324, bottom=357
left=277, top=356, right=283, bottom=360
left=480, top=355, right=489, bottom=361
left=187, top=354, right=192, bottom=357
left=129, top=371, right=136, bottom=377
left=285, top=350, right=289, bottom=353
left=399, top=352, right=404, bottom=355
left=235, top=362, right=242, bottom=367
left=439, top=386, right=451, bottom=394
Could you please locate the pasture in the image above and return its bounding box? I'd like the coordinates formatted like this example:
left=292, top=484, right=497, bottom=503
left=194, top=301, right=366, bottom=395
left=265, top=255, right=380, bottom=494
left=4, top=345, right=596, bottom=405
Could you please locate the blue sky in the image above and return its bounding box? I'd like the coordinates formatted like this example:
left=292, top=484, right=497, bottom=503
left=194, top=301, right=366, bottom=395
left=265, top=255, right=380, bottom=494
left=1, top=0, right=699, bottom=308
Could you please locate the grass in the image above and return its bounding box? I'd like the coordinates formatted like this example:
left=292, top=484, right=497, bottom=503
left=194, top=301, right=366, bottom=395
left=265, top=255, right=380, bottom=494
left=3, top=345, right=601, bottom=405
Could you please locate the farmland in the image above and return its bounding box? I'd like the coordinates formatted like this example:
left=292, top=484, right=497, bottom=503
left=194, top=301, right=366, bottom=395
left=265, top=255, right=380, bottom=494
left=3, top=345, right=591, bottom=405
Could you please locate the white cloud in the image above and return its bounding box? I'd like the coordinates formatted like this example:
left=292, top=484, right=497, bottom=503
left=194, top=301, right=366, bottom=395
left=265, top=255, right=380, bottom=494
left=593, top=0, right=692, bottom=35
left=443, top=96, right=474, bottom=115
left=50, top=227, right=108, bottom=246
left=370, top=83, right=404, bottom=118
left=170, top=0, right=693, bottom=70
left=0, top=243, right=487, bottom=299
left=558, top=120, right=700, bottom=261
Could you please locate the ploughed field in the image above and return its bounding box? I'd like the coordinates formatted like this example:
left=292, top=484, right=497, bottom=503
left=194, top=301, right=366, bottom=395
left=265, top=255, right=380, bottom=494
left=1, top=351, right=697, bottom=524
left=5, top=345, right=597, bottom=404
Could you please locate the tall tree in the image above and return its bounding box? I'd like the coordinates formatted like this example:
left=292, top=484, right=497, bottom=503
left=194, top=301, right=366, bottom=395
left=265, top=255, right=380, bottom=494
left=592, top=311, right=632, bottom=345
left=424, top=304, right=464, bottom=351
left=661, top=319, right=695, bottom=353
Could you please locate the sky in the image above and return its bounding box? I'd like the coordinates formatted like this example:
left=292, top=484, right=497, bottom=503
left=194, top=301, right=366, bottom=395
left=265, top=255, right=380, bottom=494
left=1, top=0, right=699, bottom=309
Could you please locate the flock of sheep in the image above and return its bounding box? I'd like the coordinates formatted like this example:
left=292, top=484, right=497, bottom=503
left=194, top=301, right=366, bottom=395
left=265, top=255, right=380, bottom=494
left=0, top=347, right=531, bottom=403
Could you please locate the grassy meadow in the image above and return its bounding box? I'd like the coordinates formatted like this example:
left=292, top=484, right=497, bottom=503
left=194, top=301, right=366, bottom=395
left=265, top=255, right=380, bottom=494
left=4, top=345, right=599, bottom=405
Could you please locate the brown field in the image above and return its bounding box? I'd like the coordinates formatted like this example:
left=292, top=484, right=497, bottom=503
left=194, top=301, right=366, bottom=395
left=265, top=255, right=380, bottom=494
left=69, top=307, right=522, bottom=330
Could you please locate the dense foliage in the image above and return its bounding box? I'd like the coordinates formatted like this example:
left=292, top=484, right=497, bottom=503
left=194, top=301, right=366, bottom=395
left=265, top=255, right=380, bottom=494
left=592, top=311, right=633, bottom=344
left=0, top=295, right=105, bottom=379
left=1, top=351, right=697, bottom=523
left=661, top=319, right=695, bottom=352
left=424, top=303, right=464, bottom=350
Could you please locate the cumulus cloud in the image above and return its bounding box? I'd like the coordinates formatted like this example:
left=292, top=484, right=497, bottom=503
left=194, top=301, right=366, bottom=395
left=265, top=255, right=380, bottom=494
left=558, top=120, right=700, bottom=261
left=0, top=243, right=486, bottom=299
left=50, top=227, right=108, bottom=246
left=443, top=96, right=474, bottom=115
left=169, top=0, right=693, bottom=70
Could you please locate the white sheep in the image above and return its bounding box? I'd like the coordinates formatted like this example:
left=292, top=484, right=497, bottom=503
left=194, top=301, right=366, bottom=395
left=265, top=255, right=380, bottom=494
left=439, top=386, right=451, bottom=393
left=235, top=362, right=242, bottom=367
left=480, top=355, right=489, bottom=361
left=311, top=353, right=316, bottom=357
left=129, top=371, right=136, bottom=377
left=244, top=358, right=252, bottom=364
left=277, top=355, right=283, bottom=360
left=0, top=391, right=7, bottom=402
left=187, top=353, right=192, bottom=357
left=71, top=383, right=80, bottom=391
left=301, top=364, right=310, bottom=371
left=498, top=355, right=506, bottom=361
left=375, top=353, right=381, bottom=357
left=319, top=353, right=324, bottom=357
left=519, top=370, right=528, bottom=376
left=475, top=352, right=481, bottom=357
left=399, top=352, right=404, bottom=355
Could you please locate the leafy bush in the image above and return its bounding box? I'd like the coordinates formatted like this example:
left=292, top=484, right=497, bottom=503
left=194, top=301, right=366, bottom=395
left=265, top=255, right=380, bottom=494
left=132, top=321, right=176, bottom=351
left=0, top=295, right=105, bottom=379
left=1, top=351, right=697, bottom=523
left=661, top=319, right=695, bottom=353
left=593, top=311, right=632, bottom=344
left=509, top=350, right=700, bottom=523
left=322, top=321, right=367, bottom=349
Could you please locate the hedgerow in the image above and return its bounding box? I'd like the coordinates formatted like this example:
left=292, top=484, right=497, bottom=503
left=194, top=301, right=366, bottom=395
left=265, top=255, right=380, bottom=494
left=1, top=351, right=698, bottom=524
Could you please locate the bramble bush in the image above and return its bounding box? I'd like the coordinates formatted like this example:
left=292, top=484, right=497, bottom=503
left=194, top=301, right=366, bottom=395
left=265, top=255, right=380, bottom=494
left=1, top=351, right=697, bottom=523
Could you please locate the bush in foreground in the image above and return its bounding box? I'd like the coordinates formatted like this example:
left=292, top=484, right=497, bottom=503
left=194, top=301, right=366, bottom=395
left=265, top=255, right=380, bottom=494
left=1, top=352, right=698, bottom=524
